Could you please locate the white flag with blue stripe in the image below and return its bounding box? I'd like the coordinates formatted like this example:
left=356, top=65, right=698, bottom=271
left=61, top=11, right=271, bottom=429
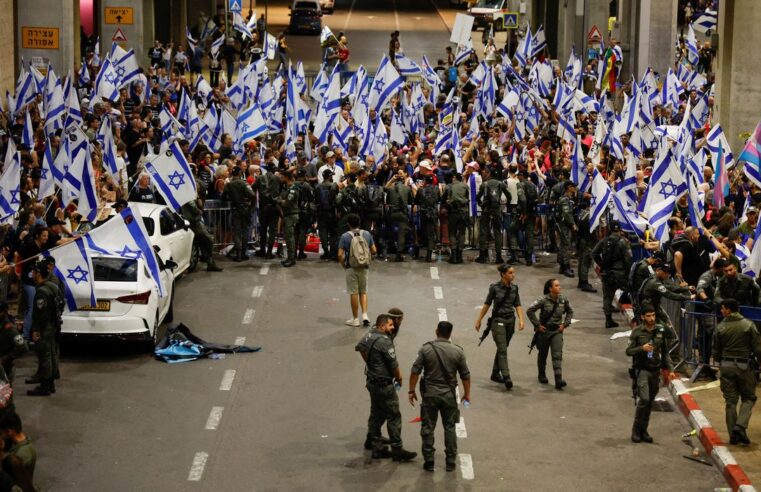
left=99, top=117, right=121, bottom=178
left=705, top=124, right=734, bottom=169
left=0, top=149, right=20, bottom=222
left=368, top=55, right=403, bottom=114
left=109, top=44, right=140, bottom=88
left=94, top=58, right=120, bottom=101
left=144, top=141, right=197, bottom=212
left=589, top=171, right=612, bottom=232
left=236, top=102, right=268, bottom=146
left=530, top=25, right=546, bottom=58
left=39, top=140, right=55, bottom=201
left=685, top=24, right=700, bottom=66
left=642, top=149, right=686, bottom=243
left=395, top=53, right=422, bottom=76
left=44, top=237, right=96, bottom=312
left=692, top=10, right=717, bottom=33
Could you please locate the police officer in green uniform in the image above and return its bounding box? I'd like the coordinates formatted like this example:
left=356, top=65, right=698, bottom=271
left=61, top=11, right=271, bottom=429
left=336, top=174, right=363, bottom=234
left=592, top=221, right=632, bottom=327
left=181, top=199, right=223, bottom=272
left=414, top=175, right=440, bottom=262
left=385, top=170, right=413, bottom=262
left=27, top=263, right=61, bottom=397
left=516, top=170, right=538, bottom=266
left=278, top=170, right=299, bottom=268
left=355, top=314, right=417, bottom=461
left=713, top=298, right=761, bottom=445
left=253, top=163, right=282, bottom=259
left=294, top=168, right=314, bottom=260
left=221, top=167, right=255, bottom=262
left=408, top=321, right=471, bottom=472
left=527, top=278, right=575, bottom=389
left=639, top=263, right=693, bottom=339
left=629, top=252, right=666, bottom=313
left=714, top=262, right=760, bottom=308
left=475, top=167, right=510, bottom=264
left=315, top=169, right=340, bottom=260
left=443, top=173, right=469, bottom=264
left=474, top=264, right=525, bottom=390
left=625, top=304, right=676, bottom=443
left=555, top=182, right=577, bottom=277
left=0, top=302, right=26, bottom=386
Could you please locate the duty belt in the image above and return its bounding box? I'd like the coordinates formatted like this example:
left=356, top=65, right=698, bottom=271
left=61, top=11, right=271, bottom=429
left=722, top=356, right=749, bottom=363
left=367, top=376, right=393, bottom=386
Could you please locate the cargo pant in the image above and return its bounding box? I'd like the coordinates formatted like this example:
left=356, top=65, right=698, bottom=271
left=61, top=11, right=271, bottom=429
left=366, top=382, right=403, bottom=450
left=490, top=317, right=515, bottom=378
left=633, top=368, right=660, bottom=433
left=719, top=362, right=758, bottom=433
left=602, top=270, right=628, bottom=316
left=283, top=214, right=299, bottom=261
left=421, top=394, right=459, bottom=465
left=537, top=329, right=563, bottom=376
left=479, top=210, right=503, bottom=256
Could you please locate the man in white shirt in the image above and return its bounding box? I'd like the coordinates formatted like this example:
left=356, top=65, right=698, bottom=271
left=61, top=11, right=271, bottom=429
left=317, top=151, right=344, bottom=184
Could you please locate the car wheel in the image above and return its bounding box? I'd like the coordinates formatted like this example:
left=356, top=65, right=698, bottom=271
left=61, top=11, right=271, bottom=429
left=165, top=284, right=175, bottom=323
left=189, top=243, right=200, bottom=273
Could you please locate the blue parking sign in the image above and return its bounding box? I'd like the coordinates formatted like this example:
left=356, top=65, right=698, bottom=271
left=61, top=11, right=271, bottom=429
left=229, top=0, right=242, bottom=13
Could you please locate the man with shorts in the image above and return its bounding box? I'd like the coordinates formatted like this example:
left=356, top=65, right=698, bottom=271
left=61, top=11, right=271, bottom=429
left=338, top=214, right=377, bottom=327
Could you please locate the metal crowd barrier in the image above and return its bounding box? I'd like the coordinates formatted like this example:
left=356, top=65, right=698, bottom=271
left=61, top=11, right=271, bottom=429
left=203, top=199, right=233, bottom=247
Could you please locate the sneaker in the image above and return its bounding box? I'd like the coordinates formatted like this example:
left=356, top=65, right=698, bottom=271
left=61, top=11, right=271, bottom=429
left=345, top=318, right=360, bottom=327
left=362, top=316, right=370, bottom=327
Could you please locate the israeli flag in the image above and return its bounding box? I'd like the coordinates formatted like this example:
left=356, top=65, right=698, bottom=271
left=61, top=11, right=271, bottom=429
left=313, top=67, right=341, bottom=144
left=264, top=33, right=277, bottom=61
left=232, top=11, right=254, bottom=39
left=514, top=26, right=533, bottom=67
left=642, top=149, right=686, bottom=243
left=454, top=45, right=474, bottom=66
left=390, top=108, right=406, bottom=146
left=368, top=55, right=403, bottom=114
left=369, top=119, right=388, bottom=163
left=99, top=117, right=122, bottom=178
left=557, top=114, right=576, bottom=143
left=109, top=44, right=140, bottom=88
left=530, top=25, right=547, bottom=58
left=13, top=70, right=37, bottom=115
left=611, top=189, right=647, bottom=238
left=692, top=10, right=717, bottom=34
left=686, top=91, right=710, bottom=133
left=320, top=25, right=334, bottom=46
left=236, top=102, right=268, bottom=146
left=660, top=69, right=681, bottom=109
left=77, top=146, right=99, bottom=222
left=44, top=72, right=66, bottom=135
left=78, top=59, right=91, bottom=85
left=589, top=171, right=612, bottom=232
left=210, top=35, right=224, bottom=60
left=685, top=24, right=700, bottom=66
left=144, top=141, right=197, bottom=212
left=0, top=149, right=21, bottom=222
left=194, top=76, right=213, bottom=101
left=705, top=124, right=734, bottom=169
left=39, top=140, right=56, bottom=201
left=495, top=86, right=518, bottom=120
left=61, top=126, right=89, bottom=202
left=44, top=238, right=96, bottom=312
left=21, top=110, right=34, bottom=149
left=86, top=206, right=165, bottom=297
left=186, top=26, right=198, bottom=53
left=94, top=58, right=120, bottom=102
left=395, top=53, right=422, bottom=77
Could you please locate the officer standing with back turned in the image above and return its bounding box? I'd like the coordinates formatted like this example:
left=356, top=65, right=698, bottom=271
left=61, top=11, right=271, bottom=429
left=27, top=263, right=61, bottom=397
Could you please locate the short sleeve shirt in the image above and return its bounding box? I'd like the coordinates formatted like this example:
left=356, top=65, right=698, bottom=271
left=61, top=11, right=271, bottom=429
left=338, top=229, right=375, bottom=268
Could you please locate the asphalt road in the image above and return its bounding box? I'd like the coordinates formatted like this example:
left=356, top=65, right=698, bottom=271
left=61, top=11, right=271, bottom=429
left=15, top=248, right=724, bottom=491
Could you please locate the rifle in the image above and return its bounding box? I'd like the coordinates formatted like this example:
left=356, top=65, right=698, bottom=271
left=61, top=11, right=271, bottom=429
left=478, top=286, right=516, bottom=346
left=528, top=326, right=559, bottom=354
left=628, top=367, right=640, bottom=405
left=528, top=301, right=561, bottom=354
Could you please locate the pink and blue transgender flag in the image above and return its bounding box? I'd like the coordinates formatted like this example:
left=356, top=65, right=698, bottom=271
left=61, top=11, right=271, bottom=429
left=714, top=141, right=728, bottom=209
left=739, top=119, right=761, bottom=171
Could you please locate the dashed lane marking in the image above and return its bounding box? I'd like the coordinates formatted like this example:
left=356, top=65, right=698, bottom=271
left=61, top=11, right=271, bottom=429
left=459, top=453, right=474, bottom=480
left=242, top=309, right=255, bottom=324
left=433, top=286, right=443, bottom=299
left=205, top=407, right=224, bottom=430
left=187, top=452, right=208, bottom=481
left=219, top=370, right=236, bottom=391
left=430, top=267, right=439, bottom=280
left=251, top=286, right=263, bottom=298
left=456, top=417, right=467, bottom=438
left=259, top=265, right=269, bottom=275
left=234, top=336, right=246, bottom=346
left=437, top=308, right=448, bottom=321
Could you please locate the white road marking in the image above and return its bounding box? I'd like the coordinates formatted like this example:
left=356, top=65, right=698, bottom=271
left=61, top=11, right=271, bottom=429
left=433, top=286, right=443, bottom=299
left=259, top=264, right=269, bottom=275
left=456, top=417, right=467, bottom=438
left=366, top=15, right=376, bottom=19
left=234, top=336, right=246, bottom=346
left=459, top=453, right=474, bottom=480
left=187, top=452, right=208, bottom=481
left=414, top=16, right=423, bottom=20
left=437, top=308, right=448, bottom=321
left=251, top=286, right=263, bottom=298
left=430, top=267, right=439, bottom=279
left=205, top=406, right=224, bottom=430
left=343, top=0, right=358, bottom=31
left=219, top=370, right=236, bottom=391
left=455, top=386, right=461, bottom=404
left=242, top=308, right=255, bottom=324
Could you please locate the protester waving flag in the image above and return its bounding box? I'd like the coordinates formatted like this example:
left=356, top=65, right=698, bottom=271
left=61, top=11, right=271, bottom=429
left=454, top=44, right=474, bottom=66
left=145, top=141, right=197, bottom=212
left=642, top=148, right=687, bottom=242
left=43, top=237, right=96, bottom=312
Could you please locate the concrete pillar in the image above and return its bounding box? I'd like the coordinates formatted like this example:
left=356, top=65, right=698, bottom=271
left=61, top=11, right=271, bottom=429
left=16, top=0, right=78, bottom=75
left=632, top=0, right=677, bottom=78
left=169, top=0, right=188, bottom=51
left=583, top=0, right=610, bottom=62
left=715, top=0, right=761, bottom=154
left=555, top=0, right=586, bottom=65
left=99, top=0, right=153, bottom=65
left=0, top=0, right=14, bottom=96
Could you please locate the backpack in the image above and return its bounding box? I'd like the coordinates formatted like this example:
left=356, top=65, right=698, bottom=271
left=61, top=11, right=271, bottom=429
left=420, top=186, right=439, bottom=219
left=317, top=185, right=334, bottom=213
left=365, top=184, right=384, bottom=209
left=446, top=184, right=468, bottom=209
left=349, top=231, right=371, bottom=268
left=483, top=181, right=502, bottom=211
left=298, top=183, right=314, bottom=211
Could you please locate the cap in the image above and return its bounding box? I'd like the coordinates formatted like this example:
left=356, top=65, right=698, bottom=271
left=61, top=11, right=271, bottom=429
left=564, top=181, right=578, bottom=190
left=325, top=151, right=335, bottom=158
left=112, top=198, right=129, bottom=209
left=322, top=168, right=334, bottom=177
left=748, top=207, right=758, bottom=215
left=467, top=161, right=480, bottom=171
left=31, top=262, right=48, bottom=275
left=418, top=160, right=433, bottom=171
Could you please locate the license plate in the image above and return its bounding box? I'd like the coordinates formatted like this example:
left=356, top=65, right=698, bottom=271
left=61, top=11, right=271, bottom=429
left=78, top=300, right=111, bottom=311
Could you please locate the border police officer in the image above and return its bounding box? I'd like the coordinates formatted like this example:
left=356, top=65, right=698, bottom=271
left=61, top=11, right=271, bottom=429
left=527, top=278, right=574, bottom=390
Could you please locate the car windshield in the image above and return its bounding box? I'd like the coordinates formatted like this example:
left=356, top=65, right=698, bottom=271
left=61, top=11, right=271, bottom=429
left=93, top=257, right=138, bottom=282
left=75, top=216, right=154, bottom=236
left=475, top=0, right=502, bottom=7
left=294, top=1, right=318, bottom=9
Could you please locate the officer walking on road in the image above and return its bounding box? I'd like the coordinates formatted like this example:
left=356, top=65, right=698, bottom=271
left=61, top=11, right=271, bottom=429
left=527, top=278, right=574, bottom=390
left=555, top=182, right=577, bottom=278
left=26, top=263, right=61, bottom=397
left=181, top=198, right=223, bottom=272
left=408, top=321, right=471, bottom=472
left=592, top=221, right=632, bottom=328
left=625, top=304, right=676, bottom=443
left=474, top=264, right=525, bottom=390
left=278, top=170, right=300, bottom=268
left=221, top=167, right=255, bottom=262
left=355, top=314, right=417, bottom=462
left=712, top=298, right=761, bottom=446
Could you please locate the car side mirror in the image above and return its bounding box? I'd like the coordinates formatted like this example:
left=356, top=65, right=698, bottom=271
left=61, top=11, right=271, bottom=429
left=165, top=259, right=178, bottom=271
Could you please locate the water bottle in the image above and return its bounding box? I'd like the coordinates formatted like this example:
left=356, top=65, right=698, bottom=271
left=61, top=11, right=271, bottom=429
left=393, top=380, right=401, bottom=392
left=647, top=339, right=654, bottom=359
left=462, top=399, right=470, bottom=409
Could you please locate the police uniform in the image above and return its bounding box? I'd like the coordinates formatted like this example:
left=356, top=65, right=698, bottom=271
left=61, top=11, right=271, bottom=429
left=444, top=179, right=469, bottom=264
left=221, top=175, right=255, bottom=262
left=386, top=181, right=413, bottom=261
left=253, top=169, right=282, bottom=258
left=630, top=259, right=656, bottom=309
left=715, top=273, right=760, bottom=307
left=483, top=281, right=521, bottom=385
left=639, top=276, right=691, bottom=333
left=181, top=200, right=222, bottom=271
left=515, top=178, right=538, bottom=265
left=626, top=322, right=674, bottom=442
left=526, top=294, right=574, bottom=388
left=315, top=179, right=340, bottom=259
left=555, top=193, right=575, bottom=276
left=476, top=178, right=510, bottom=264
left=279, top=181, right=300, bottom=266
left=575, top=205, right=596, bottom=290
left=0, top=319, right=26, bottom=385
left=696, top=268, right=722, bottom=363
left=294, top=177, right=315, bottom=259
left=592, top=229, right=632, bottom=326
left=355, top=328, right=405, bottom=453
left=410, top=338, right=470, bottom=468
left=414, top=183, right=440, bottom=262
left=27, top=278, right=61, bottom=396
left=712, top=311, right=761, bottom=444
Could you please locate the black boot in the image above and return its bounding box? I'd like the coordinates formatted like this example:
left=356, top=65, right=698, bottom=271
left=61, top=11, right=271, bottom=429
left=631, top=424, right=642, bottom=443
left=49, top=378, right=56, bottom=394
left=425, top=251, right=433, bottom=263
left=558, top=264, right=565, bottom=274
left=447, top=250, right=457, bottom=264
left=475, top=250, right=489, bottom=263
left=391, top=448, right=417, bottom=462
left=504, top=375, right=513, bottom=390
left=393, top=254, right=404, bottom=262
left=538, top=370, right=549, bottom=384
left=562, top=266, right=575, bottom=278
left=494, top=254, right=505, bottom=264
left=372, top=447, right=393, bottom=459
left=27, top=379, right=52, bottom=397
left=490, top=372, right=504, bottom=383
left=605, top=315, right=620, bottom=328
left=639, top=428, right=653, bottom=443
left=580, top=283, right=597, bottom=293
left=456, top=250, right=464, bottom=264
left=507, top=253, right=519, bottom=264
left=554, top=371, right=567, bottom=390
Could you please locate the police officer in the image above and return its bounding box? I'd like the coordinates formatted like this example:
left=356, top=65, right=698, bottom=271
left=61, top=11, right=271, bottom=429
left=358, top=168, right=386, bottom=258
left=386, top=170, right=413, bottom=262
left=629, top=252, right=666, bottom=312
left=181, top=198, right=223, bottom=272
left=415, top=174, right=440, bottom=262
left=355, top=314, right=417, bottom=461
left=527, top=278, right=574, bottom=390
left=592, top=221, right=632, bottom=327
left=408, top=321, right=471, bottom=472
left=315, top=169, right=339, bottom=260
left=27, top=263, right=61, bottom=397
left=715, top=262, right=760, bottom=307
left=475, top=167, right=510, bottom=264
left=712, top=298, right=761, bottom=445
left=336, top=174, right=364, bottom=234
left=639, top=263, right=693, bottom=349
left=294, top=168, right=315, bottom=260
left=625, top=303, right=676, bottom=443
left=0, top=302, right=26, bottom=386
left=555, top=181, right=577, bottom=277
left=474, top=264, right=525, bottom=390
left=253, top=162, right=282, bottom=259
left=278, top=170, right=299, bottom=268
left=516, top=170, right=538, bottom=266
left=221, top=167, right=255, bottom=262
left=443, top=172, right=469, bottom=264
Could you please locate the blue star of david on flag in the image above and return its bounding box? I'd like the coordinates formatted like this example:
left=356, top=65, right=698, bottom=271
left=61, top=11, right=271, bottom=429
left=360, top=93, right=369, bottom=107
left=167, top=170, right=186, bottom=190
left=240, top=122, right=250, bottom=134
left=295, top=74, right=305, bottom=87
left=119, top=245, right=142, bottom=259
left=66, top=265, right=89, bottom=285
left=115, top=66, right=126, bottom=78
left=374, top=78, right=385, bottom=93
left=376, top=132, right=388, bottom=146
left=589, top=194, right=597, bottom=208
left=40, top=167, right=48, bottom=179
left=658, top=179, right=679, bottom=199
left=9, top=187, right=19, bottom=205
left=104, top=72, right=117, bottom=84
